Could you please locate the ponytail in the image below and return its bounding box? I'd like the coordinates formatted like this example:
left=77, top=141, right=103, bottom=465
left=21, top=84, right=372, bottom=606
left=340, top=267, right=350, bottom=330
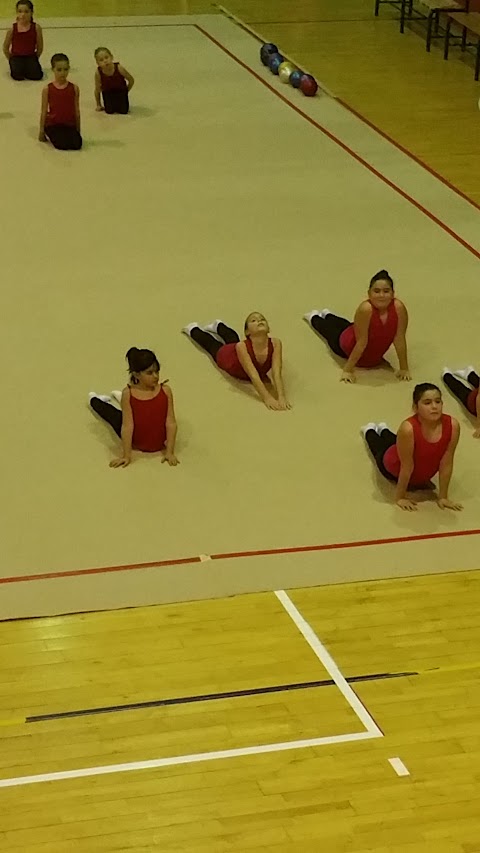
left=369, top=269, right=394, bottom=289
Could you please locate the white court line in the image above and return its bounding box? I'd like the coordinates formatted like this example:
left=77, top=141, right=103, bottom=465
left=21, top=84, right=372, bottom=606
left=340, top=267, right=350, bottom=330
left=0, top=731, right=377, bottom=789
left=275, top=590, right=383, bottom=737
left=388, top=757, right=410, bottom=777
left=0, top=590, right=383, bottom=789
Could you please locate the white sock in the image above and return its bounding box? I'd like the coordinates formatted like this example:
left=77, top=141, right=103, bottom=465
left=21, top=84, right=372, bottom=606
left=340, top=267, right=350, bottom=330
left=441, top=367, right=453, bottom=378
left=88, top=392, right=111, bottom=403
left=182, top=322, right=201, bottom=336
left=203, top=319, right=225, bottom=335
left=377, top=422, right=389, bottom=433
left=360, top=422, right=378, bottom=437
left=453, top=365, right=476, bottom=381
left=303, top=310, right=321, bottom=324
left=318, top=308, right=332, bottom=319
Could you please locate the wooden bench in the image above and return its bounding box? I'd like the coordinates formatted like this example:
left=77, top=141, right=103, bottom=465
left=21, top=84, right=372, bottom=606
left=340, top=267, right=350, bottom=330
left=418, top=0, right=466, bottom=50
left=375, top=0, right=466, bottom=49
left=444, top=10, right=480, bottom=78
left=375, top=0, right=412, bottom=25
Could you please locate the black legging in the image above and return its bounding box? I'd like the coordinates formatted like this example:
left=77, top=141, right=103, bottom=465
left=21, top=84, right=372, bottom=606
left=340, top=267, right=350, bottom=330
left=90, top=397, right=122, bottom=437
left=443, top=370, right=479, bottom=412
left=191, top=322, right=240, bottom=360
left=9, top=55, right=43, bottom=80
left=103, top=89, right=129, bottom=114
left=45, top=125, right=82, bottom=150
left=311, top=313, right=350, bottom=358
left=364, top=427, right=397, bottom=482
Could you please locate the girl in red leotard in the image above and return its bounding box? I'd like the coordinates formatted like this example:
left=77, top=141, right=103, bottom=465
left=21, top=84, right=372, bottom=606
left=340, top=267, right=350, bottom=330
left=89, top=348, right=179, bottom=468
left=182, top=313, right=291, bottom=411
left=304, top=270, right=410, bottom=384
left=39, top=53, right=82, bottom=150
left=361, top=383, right=462, bottom=512
left=3, top=1, right=43, bottom=81
left=442, top=366, right=480, bottom=438
left=94, top=46, right=134, bottom=114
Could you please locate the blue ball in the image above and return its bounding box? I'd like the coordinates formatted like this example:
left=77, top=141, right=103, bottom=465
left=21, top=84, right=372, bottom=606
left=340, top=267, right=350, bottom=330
left=290, top=69, right=303, bottom=88
left=260, top=43, right=278, bottom=66
left=268, top=53, right=284, bottom=75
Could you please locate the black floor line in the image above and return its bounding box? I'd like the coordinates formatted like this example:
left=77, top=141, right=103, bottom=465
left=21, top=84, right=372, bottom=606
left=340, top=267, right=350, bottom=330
left=27, top=669, right=417, bottom=724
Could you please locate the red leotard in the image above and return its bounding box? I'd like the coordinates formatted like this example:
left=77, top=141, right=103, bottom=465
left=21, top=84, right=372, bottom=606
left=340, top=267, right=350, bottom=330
left=215, top=337, right=274, bottom=381
left=99, top=63, right=127, bottom=92
left=11, top=22, right=37, bottom=56
left=339, top=300, right=399, bottom=368
left=45, top=82, right=76, bottom=127
left=467, top=387, right=478, bottom=415
left=129, top=385, right=168, bottom=452
left=383, top=414, right=453, bottom=487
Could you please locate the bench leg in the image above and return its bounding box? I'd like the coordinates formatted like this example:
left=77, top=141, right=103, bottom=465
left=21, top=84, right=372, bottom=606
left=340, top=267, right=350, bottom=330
left=426, top=12, right=433, bottom=52
left=461, top=26, right=467, bottom=52
left=444, top=18, right=451, bottom=60
left=400, top=0, right=406, bottom=33
left=476, top=38, right=480, bottom=81
left=374, top=0, right=380, bottom=17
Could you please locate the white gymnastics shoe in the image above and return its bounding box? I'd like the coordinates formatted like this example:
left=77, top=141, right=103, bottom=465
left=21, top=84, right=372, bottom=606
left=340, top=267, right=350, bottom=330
left=453, top=366, right=476, bottom=381
left=88, top=392, right=111, bottom=403
left=182, top=322, right=201, bottom=336
left=303, top=310, right=321, bottom=325
left=360, top=422, right=378, bottom=437
left=203, top=319, right=225, bottom=335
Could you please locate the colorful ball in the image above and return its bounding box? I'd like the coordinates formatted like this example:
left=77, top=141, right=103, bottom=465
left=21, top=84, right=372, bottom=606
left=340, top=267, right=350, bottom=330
left=260, top=42, right=278, bottom=66
left=290, top=69, right=303, bottom=88
left=300, top=74, right=318, bottom=97
left=278, top=61, right=295, bottom=83
left=268, top=53, right=284, bottom=75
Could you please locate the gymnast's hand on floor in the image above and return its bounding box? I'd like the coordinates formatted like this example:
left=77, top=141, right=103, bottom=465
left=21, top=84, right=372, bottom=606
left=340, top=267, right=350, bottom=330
left=340, top=369, right=355, bottom=384
left=437, top=498, right=463, bottom=511
left=395, top=369, right=411, bottom=381
left=161, top=452, right=179, bottom=466
left=473, top=427, right=480, bottom=439
left=396, top=498, right=417, bottom=511
left=109, top=456, right=131, bottom=468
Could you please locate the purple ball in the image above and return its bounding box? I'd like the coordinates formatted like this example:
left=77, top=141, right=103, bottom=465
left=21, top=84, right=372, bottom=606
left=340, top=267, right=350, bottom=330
left=260, top=43, right=278, bottom=66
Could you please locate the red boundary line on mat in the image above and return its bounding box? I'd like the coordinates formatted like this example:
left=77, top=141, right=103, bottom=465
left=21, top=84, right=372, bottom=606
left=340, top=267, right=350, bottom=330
left=0, top=557, right=200, bottom=585
left=335, top=97, right=480, bottom=216
left=2, top=528, right=480, bottom=585
left=194, top=24, right=480, bottom=261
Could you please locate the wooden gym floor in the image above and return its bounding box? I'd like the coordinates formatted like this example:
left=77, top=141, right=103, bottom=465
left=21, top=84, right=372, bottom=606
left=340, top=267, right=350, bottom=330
left=1, top=1, right=480, bottom=849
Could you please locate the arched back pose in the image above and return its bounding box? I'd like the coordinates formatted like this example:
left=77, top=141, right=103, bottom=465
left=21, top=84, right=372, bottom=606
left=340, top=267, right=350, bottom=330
left=89, top=347, right=178, bottom=468
left=3, top=1, right=43, bottom=81
left=182, top=313, right=290, bottom=411
left=304, top=270, right=410, bottom=383
left=442, top=366, right=480, bottom=438
left=361, top=383, right=462, bottom=512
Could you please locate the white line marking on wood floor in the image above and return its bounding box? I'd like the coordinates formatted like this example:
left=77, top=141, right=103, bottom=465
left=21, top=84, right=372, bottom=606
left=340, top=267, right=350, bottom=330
left=275, top=590, right=384, bottom=738
left=388, top=757, right=410, bottom=777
